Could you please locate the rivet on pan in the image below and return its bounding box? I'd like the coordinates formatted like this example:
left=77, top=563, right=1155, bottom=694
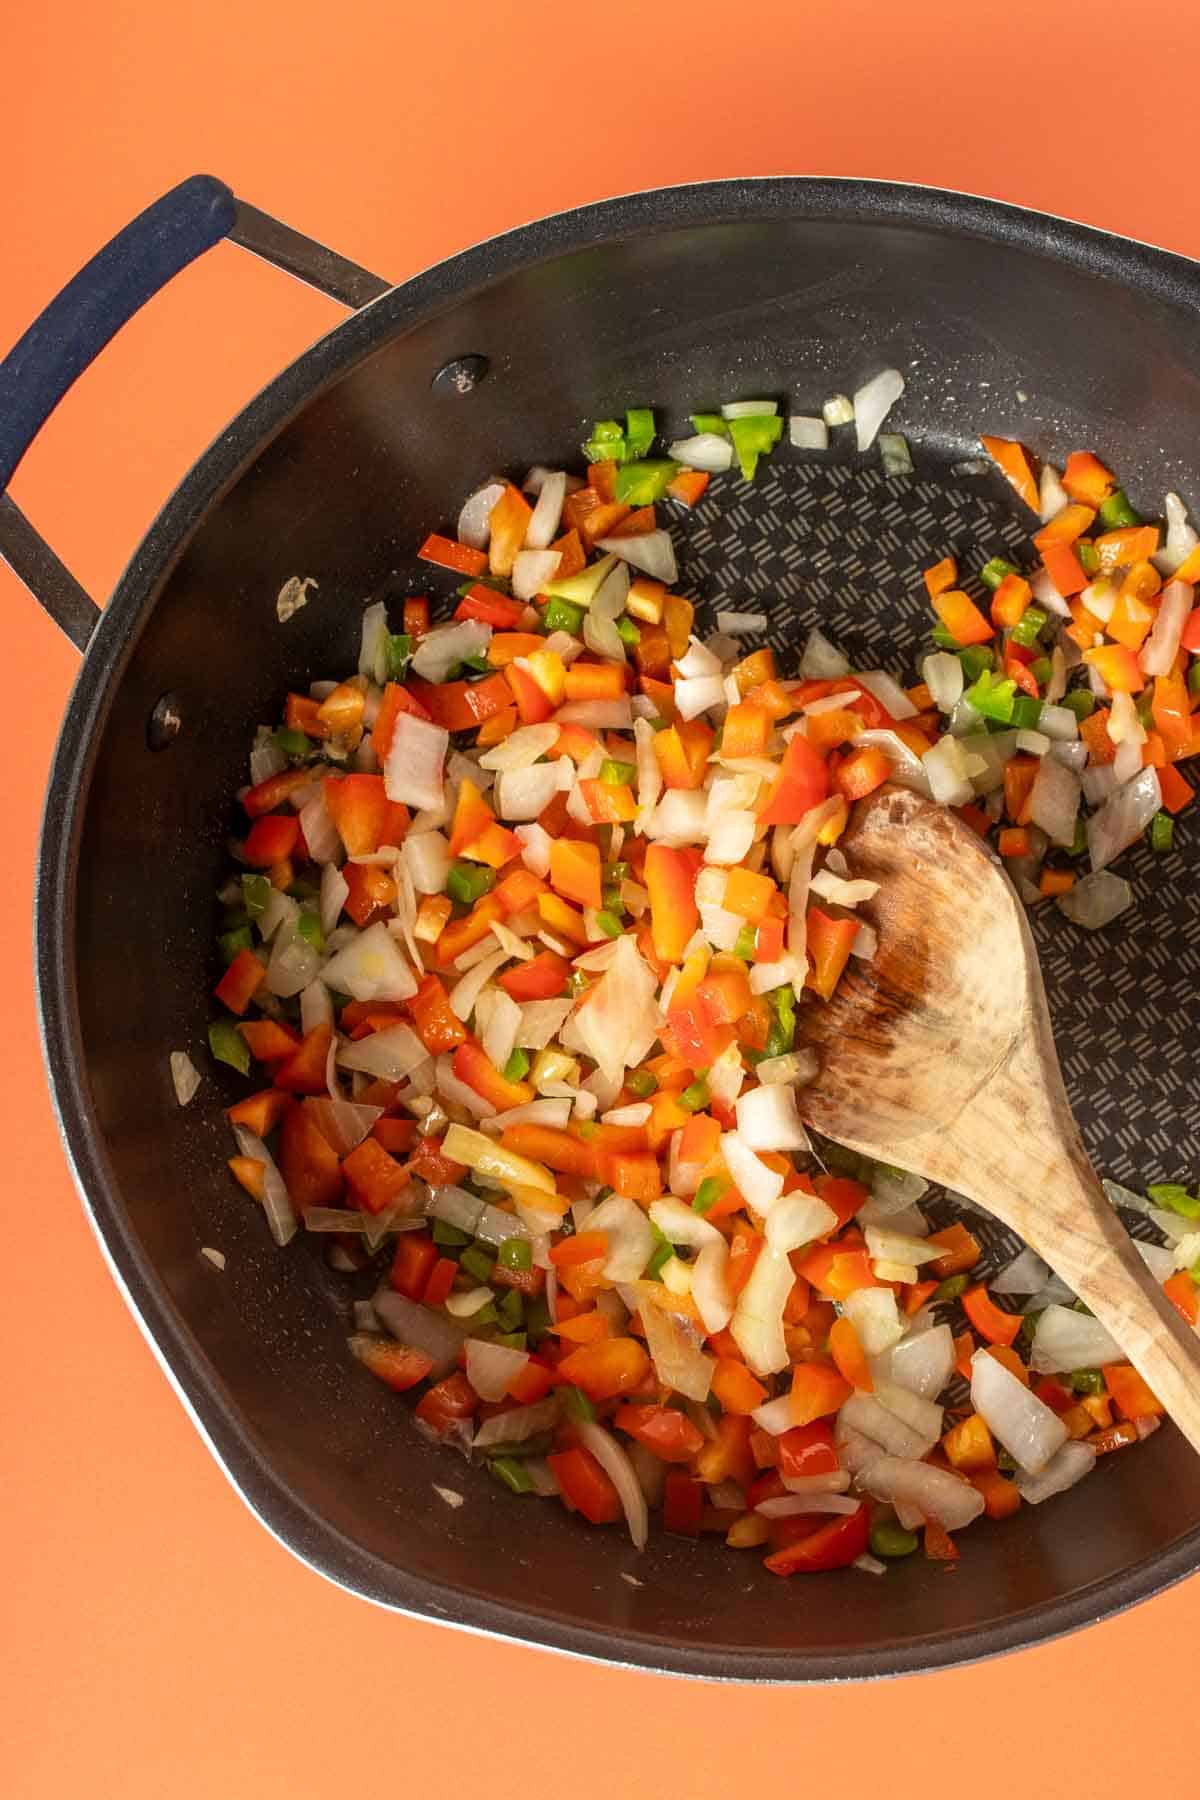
left=431, top=355, right=490, bottom=396
left=147, top=692, right=182, bottom=750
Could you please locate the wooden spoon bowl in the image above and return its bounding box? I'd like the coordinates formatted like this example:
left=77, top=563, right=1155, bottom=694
left=795, top=783, right=1200, bottom=1452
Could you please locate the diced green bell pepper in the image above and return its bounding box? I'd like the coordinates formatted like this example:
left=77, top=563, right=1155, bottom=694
left=218, top=925, right=254, bottom=965
left=1097, top=488, right=1141, bottom=529
left=542, top=596, right=585, bottom=636
left=1147, top=1182, right=1200, bottom=1219
left=728, top=414, right=783, bottom=481
left=765, top=984, right=796, bottom=1057
left=446, top=862, right=496, bottom=905
left=957, top=645, right=995, bottom=682
left=690, top=412, right=729, bottom=438
left=384, top=633, right=412, bottom=680
left=979, top=557, right=1021, bottom=592
left=502, top=1048, right=531, bottom=1082
left=241, top=873, right=272, bottom=919
left=614, top=459, right=680, bottom=505
left=1060, top=689, right=1096, bottom=721
left=964, top=669, right=1018, bottom=724
left=209, top=1018, right=250, bottom=1075
left=1009, top=605, right=1048, bottom=648
left=1150, top=811, right=1175, bottom=853
left=272, top=727, right=312, bottom=758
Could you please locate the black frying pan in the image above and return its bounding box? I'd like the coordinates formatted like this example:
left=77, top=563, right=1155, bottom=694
left=6, top=175, right=1200, bottom=1680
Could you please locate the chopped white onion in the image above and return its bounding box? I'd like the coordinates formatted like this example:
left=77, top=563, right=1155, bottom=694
left=871, top=1323, right=954, bottom=1399
left=789, top=415, right=828, bottom=451
left=1141, top=579, right=1192, bottom=677
left=691, top=1240, right=734, bottom=1335
left=586, top=1193, right=655, bottom=1282
left=764, top=1192, right=838, bottom=1255
left=1154, top=492, right=1198, bottom=576
left=337, top=1020, right=428, bottom=1081
left=755, top=1048, right=818, bottom=1087
left=735, top=1084, right=812, bottom=1154
left=322, top=922, right=417, bottom=1002
left=595, top=530, right=677, bottom=584
left=843, top=1287, right=905, bottom=1358
left=457, top=480, right=507, bottom=550
left=170, top=1051, right=201, bottom=1106
left=720, top=1131, right=784, bottom=1213
left=922, top=651, right=964, bottom=713
left=1038, top=464, right=1069, bottom=523
left=384, top=712, right=449, bottom=812
left=1016, top=1441, right=1096, bottom=1504
left=640, top=1299, right=714, bottom=1401
left=524, top=470, right=567, bottom=550
left=730, top=1244, right=794, bottom=1375
left=675, top=675, right=726, bottom=720
left=838, top=1392, right=930, bottom=1461
left=861, top=1457, right=984, bottom=1530
left=1029, top=1303, right=1122, bottom=1373
left=1087, top=767, right=1162, bottom=872
left=799, top=628, right=850, bottom=680
left=854, top=668, right=917, bottom=720
left=578, top=1419, right=648, bottom=1550
left=922, top=734, right=978, bottom=807
left=265, top=926, right=320, bottom=999
left=494, top=762, right=560, bottom=821
left=511, top=549, right=562, bottom=602
left=463, top=1338, right=528, bottom=1402
left=992, top=1247, right=1051, bottom=1294
left=853, top=369, right=905, bottom=450
left=411, top=619, right=491, bottom=684
left=668, top=433, right=734, bottom=472
left=230, top=1125, right=298, bottom=1247
left=971, top=1347, right=1067, bottom=1473
left=1028, top=755, right=1080, bottom=848
left=553, top=698, right=634, bottom=730
left=822, top=394, right=854, bottom=428
left=854, top=729, right=933, bottom=798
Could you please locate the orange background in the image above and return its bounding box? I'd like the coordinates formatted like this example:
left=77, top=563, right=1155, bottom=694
left=4, top=2, right=1198, bottom=1794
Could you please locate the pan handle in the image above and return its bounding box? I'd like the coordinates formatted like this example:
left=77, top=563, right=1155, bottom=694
left=0, top=175, right=390, bottom=651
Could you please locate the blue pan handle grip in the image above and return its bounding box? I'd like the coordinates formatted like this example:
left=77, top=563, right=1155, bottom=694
left=0, top=176, right=236, bottom=495
left=0, top=176, right=388, bottom=649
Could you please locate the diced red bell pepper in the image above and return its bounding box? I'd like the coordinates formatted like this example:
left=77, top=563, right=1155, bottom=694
left=777, top=1420, right=840, bottom=1480
left=662, top=1471, right=704, bottom=1537
left=403, top=597, right=430, bottom=640
left=418, top=673, right=514, bottom=733
left=372, top=1117, right=417, bottom=1156
left=506, top=659, right=557, bottom=724
left=407, top=974, right=468, bottom=1053
left=406, top=1136, right=468, bottom=1188
left=613, top=1404, right=705, bottom=1463
left=277, top=1101, right=344, bottom=1211
left=962, top=1285, right=1022, bottom=1346
left=455, top=586, right=526, bottom=628
left=448, top=778, right=495, bottom=856
left=273, top=1023, right=334, bottom=1095
left=759, top=733, right=830, bottom=825
left=243, top=768, right=312, bottom=818
left=390, top=1231, right=439, bottom=1301
left=415, top=1371, right=477, bottom=1437
left=214, top=948, right=266, bottom=1016
left=420, top=1257, right=458, bottom=1308
left=370, top=681, right=432, bottom=762
left=418, top=533, right=487, bottom=577
left=242, top=813, right=301, bottom=867
left=763, top=1501, right=870, bottom=1575
left=1040, top=543, right=1089, bottom=599
left=1152, top=670, right=1193, bottom=750
left=494, top=867, right=547, bottom=914
left=498, top=951, right=570, bottom=1001
left=343, top=861, right=397, bottom=927
left=547, top=1448, right=622, bottom=1525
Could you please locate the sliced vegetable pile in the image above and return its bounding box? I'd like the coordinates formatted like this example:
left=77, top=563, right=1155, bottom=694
left=201, top=399, right=1199, bottom=1577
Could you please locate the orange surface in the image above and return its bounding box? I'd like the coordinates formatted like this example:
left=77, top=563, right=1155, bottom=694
left=4, top=2, right=1200, bottom=1795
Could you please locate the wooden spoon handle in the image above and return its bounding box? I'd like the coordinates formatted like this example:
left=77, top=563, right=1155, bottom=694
left=987, top=1156, right=1200, bottom=1457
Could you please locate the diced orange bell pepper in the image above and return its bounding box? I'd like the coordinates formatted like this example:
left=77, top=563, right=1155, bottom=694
left=1040, top=543, right=1089, bottom=599
left=805, top=706, right=863, bottom=753
left=1152, top=670, right=1193, bottom=750
left=500, top=1123, right=597, bottom=1179
left=561, top=660, right=626, bottom=702
left=722, top=866, right=777, bottom=924
left=522, top=650, right=567, bottom=706
left=1064, top=596, right=1105, bottom=652
left=502, top=659, right=554, bottom=725
left=537, top=889, right=589, bottom=947
left=927, top=1222, right=984, bottom=1278
left=277, top=1101, right=343, bottom=1211
left=1158, top=764, right=1195, bottom=814
left=434, top=895, right=504, bottom=965
left=242, top=813, right=301, bottom=868
left=487, top=634, right=544, bottom=670
left=1163, top=1270, right=1199, bottom=1326
left=805, top=906, right=858, bottom=1000
left=796, top=1238, right=884, bottom=1302
left=991, top=572, right=1031, bottom=629
left=789, top=1360, right=853, bottom=1427
left=981, top=436, right=1038, bottom=511
left=342, top=1137, right=410, bottom=1215
left=323, top=774, right=409, bottom=856
left=461, top=821, right=522, bottom=868
left=578, top=778, right=638, bottom=824
left=931, top=588, right=994, bottom=646
left=407, top=974, right=468, bottom=1053
left=942, top=1412, right=996, bottom=1471
left=829, top=1316, right=873, bottom=1391
left=238, top=1019, right=300, bottom=1064
left=654, top=717, right=713, bottom=789
left=666, top=468, right=710, bottom=507
left=486, top=484, right=534, bottom=578
left=453, top=1040, right=534, bottom=1110
left=1082, top=643, right=1144, bottom=693
left=242, top=768, right=312, bottom=818
left=1095, top=524, right=1160, bottom=571
left=1103, top=1363, right=1164, bottom=1420
left=415, top=673, right=513, bottom=733
left=316, top=681, right=365, bottom=738
left=962, top=1285, right=1021, bottom=1346
left=448, top=778, right=495, bottom=855
left=606, top=505, right=657, bottom=538
left=215, top=948, right=266, bottom=1015
left=557, top=1337, right=651, bottom=1402
left=1035, top=502, right=1096, bottom=549
left=1105, top=583, right=1158, bottom=654
left=600, top=1149, right=662, bottom=1202
left=285, top=693, right=328, bottom=740
left=814, top=1174, right=870, bottom=1231
left=228, top=1155, right=267, bottom=1202
left=677, top=1112, right=722, bottom=1167
left=227, top=1087, right=290, bottom=1137
left=721, top=702, right=771, bottom=759
left=923, top=555, right=958, bottom=599
left=644, top=843, right=700, bottom=961
left=998, top=827, right=1031, bottom=858
left=549, top=837, right=602, bottom=911
left=833, top=744, right=890, bottom=802
left=1061, top=451, right=1115, bottom=507
left=548, top=1446, right=623, bottom=1524
left=969, top=1467, right=1022, bottom=1520
left=711, top=1358, right=769, bottom=1414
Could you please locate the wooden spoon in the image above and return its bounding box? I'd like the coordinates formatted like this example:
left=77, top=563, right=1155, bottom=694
left=794, top=782, right=1200, bottom=1454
